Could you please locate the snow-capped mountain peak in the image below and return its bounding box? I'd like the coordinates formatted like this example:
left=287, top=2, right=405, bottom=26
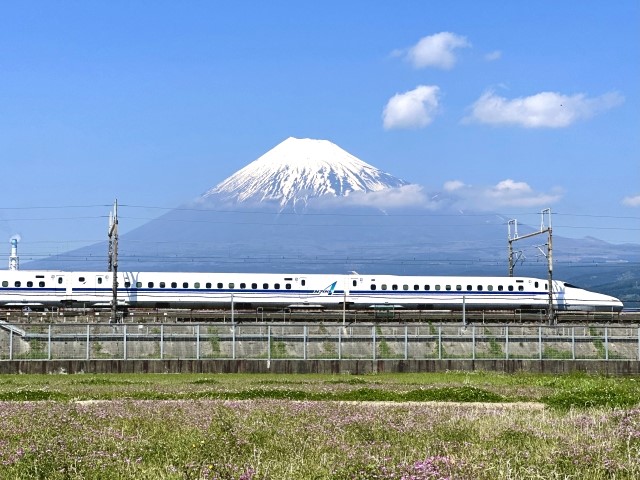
left=201, top=137, right=410, bottom=208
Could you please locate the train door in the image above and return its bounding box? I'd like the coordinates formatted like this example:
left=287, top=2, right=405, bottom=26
left=297, top=277, right=307, bottom=300
left=95, top=275, right=107, bottom=302
left=52, top=274, right=70, bottom=305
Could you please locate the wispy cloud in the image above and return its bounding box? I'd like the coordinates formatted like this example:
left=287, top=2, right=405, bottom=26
left=484, top=50, right=502, bottom=61
left=313, top=184, right=429, bottom=210
left=383, top=85, right=440, bottom=130
left=465, top=90, right=624, bottom=128
left=435, top=179, right=563, bottom=210
left=622, top=194, right=640, bottom=207
left=403, top=32, right=470, bottom=69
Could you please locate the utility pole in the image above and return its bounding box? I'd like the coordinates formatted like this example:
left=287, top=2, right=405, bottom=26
left=108, top=200, right=119, bottom=323
left=507, top=209, right=554, bottom=324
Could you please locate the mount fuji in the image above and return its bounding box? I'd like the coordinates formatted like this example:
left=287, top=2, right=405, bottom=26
left=26, top=137, right=640, bottom=301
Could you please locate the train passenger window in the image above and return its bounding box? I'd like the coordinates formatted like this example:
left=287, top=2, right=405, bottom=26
left=414, top=285, right=419, bottom=291
left=488, top=285, right=493, bottom=291
left=27, top=281, right=33, bottom=287
left=148, top=282, right=154, bottom=288
left=79, top=277, right=85, bottom=282
left=217, top=283, right=223, bottom=289
left=252, top=283, right=257, bottom=289
left=435, top=285, right=441, bottom=291
left=263, top=283, right=269, bottom=289
left=508, top=285, right=513, bottom=291
left=125, top=282, right=131, bottom=288
left=160, top=282, right=166, bottom=288
left=477, top=285, right=483, bottom=291
left=206, top=282, right=211, bottom=289
left=274, top=283, right=280, bottom=289
left=14, top=281, right=21, bottom=287
left=228, top=283, right=234, bottom=289
left=286, top=284, right=291, bottom=289
left=171, top=282, right=177, bottom=288
left=392, top=285, right=398, bottom=291
left=194, top=282, right=200, bottom=289
left=182, top=282, right=188, bottom=288
left=403, top=285, right=409, bottom=290
left=456, top=285, right=462, bottom=291
left=381, top=284, right=387, bottom=290
left=467, top=285, right=472, bottom=291
left=498, top=285, right=503, bottom=291
left=1, top=281, right=7, bottom=287
left=425, top=285, right=430, bottom=290
left=518, top=286, right=524, bottom=291
left=136, top=282, right=142, bottom=288
left=39, top=281, right=45, bottom=287
left=370, top=284, right=376, bottom=290
left=240, top=283, right=246, bottom=289
left=446, top=285, right=451, bottom=291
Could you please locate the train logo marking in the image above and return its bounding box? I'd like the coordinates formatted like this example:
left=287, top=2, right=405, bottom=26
left=313, top=281, right=337, bottom=296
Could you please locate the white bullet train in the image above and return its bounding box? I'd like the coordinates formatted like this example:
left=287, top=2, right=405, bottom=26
left=0, top=270, right=624, bottom=312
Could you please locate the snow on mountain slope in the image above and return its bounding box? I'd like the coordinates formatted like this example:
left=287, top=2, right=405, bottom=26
left=201, top=137, right=410, bottom=208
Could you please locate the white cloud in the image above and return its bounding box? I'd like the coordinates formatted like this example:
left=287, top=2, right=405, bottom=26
left=465, top=90, right=624, bottom=128
left=405, top=32, right=470, bottom=69
left=383, top=85, right=440, bottom=130
left=313, top=184, right=429, bottom=209
left=622, top=195, right=640, bottom=207
left=485, top=50, right=502, bottom=61
left=437, top=179, right=563, bottom=210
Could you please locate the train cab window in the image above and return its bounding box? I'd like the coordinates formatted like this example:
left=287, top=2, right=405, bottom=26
left=263, top=283, right=269, bottom=289
left=403, top=284, right=409, bottom=291
left=285, top=283, right=291, bottom=290
left=217, top=283, right=223, bottom=289
left=435, top=285, right=441, bottom=291
left=381, top=284, right=387, bottom=290
left=274, top=283, right=280, bottom=289
left=456, top=285, right=462, bottom=291
left=467, top=285, right=472, bottom=291
left=425, top=285, right=430, bottom=291
left=487, top=285, right=493, bottom=291
left=392, top=284, right=398, bottom=291
left=370, top=284, right=376, bottom=290
left=498, top=285, right=503, bottom=291
left=414, top=285, right=419, bottom=291
left=27, top=281, right=33, bottom=287
left=160, top=282, right=166, bottom=288
left=39, top=281, right=45, bottom=287
left=194, top=282, right=200, bottom=289
left=518, top=285, right=524, bottom=291
left=252, top=283, right=258, bottom=289
left=14, top=281, right=21, bottom=287
left=136, top=282, right=142, bottom=288
left=171, top=282, right=177, bottom=289
left=228, top=283, right=234, bottom=289
left=2, top=281, right=7, bottom=287
left=508, top=285, right=514, bottom=291
left=446, top=285, right=451, bottom=291
left=477, top=285, right=483, bottom=291
left=125, top=282, right=131, bottom=288
left=240, top=283, right=246, bottom=289
left=206, top=282, right=211, bottom=289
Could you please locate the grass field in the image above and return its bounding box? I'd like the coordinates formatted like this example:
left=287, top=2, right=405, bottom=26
left=1, top=372, right=639, bottom=479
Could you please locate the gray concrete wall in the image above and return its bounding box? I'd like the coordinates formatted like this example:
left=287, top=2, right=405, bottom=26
left=1, top=358, right=640, bottom=375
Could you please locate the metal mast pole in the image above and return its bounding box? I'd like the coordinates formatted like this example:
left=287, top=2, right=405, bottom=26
left=108, top=200, right=119, bottom=323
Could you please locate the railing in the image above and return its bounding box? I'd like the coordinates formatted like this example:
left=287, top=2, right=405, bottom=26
left=1, top=323, right=639, bottom=361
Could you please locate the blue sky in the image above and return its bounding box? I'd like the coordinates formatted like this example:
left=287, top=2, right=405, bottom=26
left=0, top=1, right=638, bottom=261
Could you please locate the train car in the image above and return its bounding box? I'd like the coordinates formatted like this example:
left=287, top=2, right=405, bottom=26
left=0, top=269, right=624, bottom=312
